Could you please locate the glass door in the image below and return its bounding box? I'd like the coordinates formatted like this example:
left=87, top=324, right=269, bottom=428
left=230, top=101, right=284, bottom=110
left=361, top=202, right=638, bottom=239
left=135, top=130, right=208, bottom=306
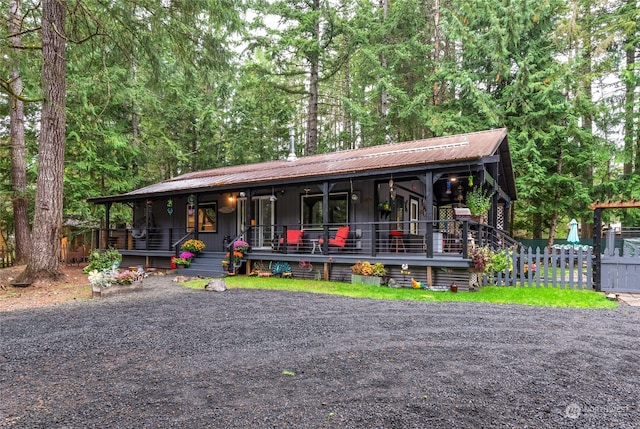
left=252, top=196, right=275, bottom=249
left=237, top=197, right=247, bottom=239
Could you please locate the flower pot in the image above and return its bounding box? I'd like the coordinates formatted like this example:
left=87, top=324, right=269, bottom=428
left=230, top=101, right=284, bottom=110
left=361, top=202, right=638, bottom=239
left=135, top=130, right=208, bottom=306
left=93, top=280, right=143, bottom=298
left=351, top=274, right=382, bottom=286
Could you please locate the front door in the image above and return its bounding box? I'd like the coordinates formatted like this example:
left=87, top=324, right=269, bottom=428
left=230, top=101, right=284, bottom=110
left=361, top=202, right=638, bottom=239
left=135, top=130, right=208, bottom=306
left=252, top=196, right=275, bottom=249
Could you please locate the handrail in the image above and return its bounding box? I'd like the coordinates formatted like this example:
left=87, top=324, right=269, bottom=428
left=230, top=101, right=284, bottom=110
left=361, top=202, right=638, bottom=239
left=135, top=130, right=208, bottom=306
left=225, top=227, right=251, bottom=251
left=172, top=231, right=195, bottom=256
left=471, top=220, right=522, bottom=251
left=225, top=227, right=252, bottom=273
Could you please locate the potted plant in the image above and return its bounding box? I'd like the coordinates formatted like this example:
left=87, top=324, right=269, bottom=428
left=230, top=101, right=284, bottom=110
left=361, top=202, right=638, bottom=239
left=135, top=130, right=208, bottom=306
left=465, top=186, right=493, bottom=222
left=179, top=251, right=195, bottom=260
left=181, top=239, right=206, bottom=254
left=173, top=257, right=191, bottom=267
left=468, top=246, right=510, bottom=288
left=222, top=251, right=245, bottom=273
left=350, top=261, right=386, bottom=286
left=232, top=240, right=250, bottom=254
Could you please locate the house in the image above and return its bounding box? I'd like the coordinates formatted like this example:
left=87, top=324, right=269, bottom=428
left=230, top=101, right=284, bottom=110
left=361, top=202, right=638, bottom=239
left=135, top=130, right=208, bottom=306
left=88, top=128, right=518, bottom=289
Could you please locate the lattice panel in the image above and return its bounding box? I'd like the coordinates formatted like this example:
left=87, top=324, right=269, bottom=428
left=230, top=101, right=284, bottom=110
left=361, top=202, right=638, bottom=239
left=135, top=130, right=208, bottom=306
left=439, top=206, right=453, bottom=229
left=497, top=203, right=505, bottom=230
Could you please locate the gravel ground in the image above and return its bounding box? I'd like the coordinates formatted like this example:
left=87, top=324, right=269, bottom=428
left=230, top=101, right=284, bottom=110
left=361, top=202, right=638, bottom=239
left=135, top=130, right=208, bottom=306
left=1, top=275, right=640, bottom=429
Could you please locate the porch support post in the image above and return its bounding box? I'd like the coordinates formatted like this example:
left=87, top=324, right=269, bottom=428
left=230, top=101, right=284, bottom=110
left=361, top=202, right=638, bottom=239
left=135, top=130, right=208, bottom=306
left=145, top=200, right=151, bottom=251
left=103, top=202, right=111, bottom=250
left=321, top=182, right=329, bottom=254
left=593, top=208, right=602, bottom=291
left=426, top=171, right=434, bottom=258
left=244, top=189, right=253, bottom=245
left=461, top=220, right=469, bottom=259
left=194, top=194, right=199, bottom=240
left=487, top=162, right=498, bottom=228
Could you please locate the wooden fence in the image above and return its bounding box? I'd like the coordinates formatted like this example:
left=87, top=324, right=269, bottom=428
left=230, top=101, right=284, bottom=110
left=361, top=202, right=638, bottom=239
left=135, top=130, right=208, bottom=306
left=492, top=246, right=593, bottom=290
left=1, top=248, right=15, bottom=268
left=599, top=230, right=640, bottom=293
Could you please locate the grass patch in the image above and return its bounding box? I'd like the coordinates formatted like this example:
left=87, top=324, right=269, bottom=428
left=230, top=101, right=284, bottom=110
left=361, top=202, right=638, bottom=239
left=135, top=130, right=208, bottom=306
left=183, top=276, right=617, bottom=309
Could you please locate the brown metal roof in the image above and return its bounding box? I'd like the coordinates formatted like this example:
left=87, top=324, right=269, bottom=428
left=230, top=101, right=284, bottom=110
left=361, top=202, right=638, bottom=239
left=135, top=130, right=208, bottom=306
left=90, top=128, right=514, bottom=203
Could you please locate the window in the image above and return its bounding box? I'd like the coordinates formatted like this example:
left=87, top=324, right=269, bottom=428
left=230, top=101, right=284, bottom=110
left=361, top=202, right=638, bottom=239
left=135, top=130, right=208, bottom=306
left=302, top=192, right=348, bottom=228
left=187, top=202, right=217, bottom=232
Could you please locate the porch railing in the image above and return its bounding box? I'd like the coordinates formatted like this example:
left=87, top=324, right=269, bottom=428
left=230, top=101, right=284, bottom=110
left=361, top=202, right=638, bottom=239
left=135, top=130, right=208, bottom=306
left=92, top=219, right=517, bottom=258
left=94, top=228, right=184, bottom=253
left=247, top=220, right=516, bottom=258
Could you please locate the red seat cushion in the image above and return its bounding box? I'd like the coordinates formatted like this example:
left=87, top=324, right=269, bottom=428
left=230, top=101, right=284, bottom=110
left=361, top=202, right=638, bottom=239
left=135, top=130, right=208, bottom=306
left=281, top=230, right=303, bottom=246
left=329, top=227, right=349, bottom=247
left=390, top=230, right=404, bottom=237
left=319, top=226, right=349, bottom=247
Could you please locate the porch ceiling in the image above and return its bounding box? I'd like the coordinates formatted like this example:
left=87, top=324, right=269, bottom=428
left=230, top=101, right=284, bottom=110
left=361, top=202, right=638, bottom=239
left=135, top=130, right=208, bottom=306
left=89, top=128, right=515, bottom=204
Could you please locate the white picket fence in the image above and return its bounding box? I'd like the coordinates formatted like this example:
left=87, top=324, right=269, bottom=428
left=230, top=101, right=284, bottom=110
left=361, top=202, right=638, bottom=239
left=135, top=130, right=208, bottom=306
left=492, top=246, right=593, bottom=289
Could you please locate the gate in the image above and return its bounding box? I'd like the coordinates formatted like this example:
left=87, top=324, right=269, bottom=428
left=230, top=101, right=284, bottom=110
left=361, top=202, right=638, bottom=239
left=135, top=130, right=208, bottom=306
left=600, top=230, right=640, bottom=293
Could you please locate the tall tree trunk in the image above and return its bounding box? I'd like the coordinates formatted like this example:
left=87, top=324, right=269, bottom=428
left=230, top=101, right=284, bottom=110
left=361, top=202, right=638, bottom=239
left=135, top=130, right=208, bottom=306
left=579, top=0, right=594, bottom=239
left=379, top=0, right=389, bottom=142
left=433, top=0, right=440, bottom=105
left=623, top=0, right=636, bottom=175
left=19, top=0, right=67, bottom=283
left=8, top=0, right=30, bottom=264
left=547, top=146, right=564, bottom=249
left=343, top=46, right=353, bottom=149
left=305, top=0, right=320, bottom=155
left=629, top=1, right=639, bottom=174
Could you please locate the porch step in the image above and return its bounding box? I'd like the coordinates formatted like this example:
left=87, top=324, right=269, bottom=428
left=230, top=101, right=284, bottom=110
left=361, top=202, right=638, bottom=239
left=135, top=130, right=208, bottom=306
left=179, top=252, right=228, bottom=278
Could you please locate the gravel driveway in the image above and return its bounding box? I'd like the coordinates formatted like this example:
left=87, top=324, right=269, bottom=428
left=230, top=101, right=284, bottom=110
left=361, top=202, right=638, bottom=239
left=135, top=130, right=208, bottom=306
left=1, top=275, right=639, bottom=428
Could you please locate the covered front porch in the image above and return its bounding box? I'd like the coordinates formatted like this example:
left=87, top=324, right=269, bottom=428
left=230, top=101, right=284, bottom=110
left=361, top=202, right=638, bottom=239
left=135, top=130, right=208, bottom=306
left=95, top=218, right=518, bottom=289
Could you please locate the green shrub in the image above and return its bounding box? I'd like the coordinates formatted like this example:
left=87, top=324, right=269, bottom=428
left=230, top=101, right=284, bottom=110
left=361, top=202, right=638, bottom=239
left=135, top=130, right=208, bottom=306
left=82, top=248, right=122, bottom=274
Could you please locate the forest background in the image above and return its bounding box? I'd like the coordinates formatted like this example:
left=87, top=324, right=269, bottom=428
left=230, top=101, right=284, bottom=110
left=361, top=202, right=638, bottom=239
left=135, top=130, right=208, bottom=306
left=0, top=0, right=638, bottom=280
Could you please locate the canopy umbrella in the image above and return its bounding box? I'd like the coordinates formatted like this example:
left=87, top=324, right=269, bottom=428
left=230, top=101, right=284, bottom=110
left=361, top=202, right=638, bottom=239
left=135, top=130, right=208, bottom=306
left=567, top=219, right=580, bottom=245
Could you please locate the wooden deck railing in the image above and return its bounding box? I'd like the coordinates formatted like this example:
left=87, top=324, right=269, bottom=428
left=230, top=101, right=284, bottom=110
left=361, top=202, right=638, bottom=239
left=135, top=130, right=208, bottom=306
left=92, top=219, right=516, bottom=258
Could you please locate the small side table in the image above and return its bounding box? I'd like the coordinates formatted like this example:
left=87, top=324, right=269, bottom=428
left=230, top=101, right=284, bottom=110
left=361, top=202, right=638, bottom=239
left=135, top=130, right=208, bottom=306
left=310, top=239, right=322, bottom=254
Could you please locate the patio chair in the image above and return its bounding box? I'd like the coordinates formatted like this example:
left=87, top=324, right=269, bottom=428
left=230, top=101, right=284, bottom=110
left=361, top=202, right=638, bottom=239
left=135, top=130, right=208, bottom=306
left=279, top=229, right=304, bottom=252
left=319, top=226, right=350, bottom=250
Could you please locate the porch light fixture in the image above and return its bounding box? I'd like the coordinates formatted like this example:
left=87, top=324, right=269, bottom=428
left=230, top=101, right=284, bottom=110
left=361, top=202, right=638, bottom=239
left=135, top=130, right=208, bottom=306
left=350, top=178, right=359, bottom=201
left=239, top=191, right=246, bottom=198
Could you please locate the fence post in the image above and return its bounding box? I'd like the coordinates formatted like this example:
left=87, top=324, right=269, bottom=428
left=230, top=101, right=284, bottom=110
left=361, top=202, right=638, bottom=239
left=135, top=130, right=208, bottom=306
left=593, top=208, right=603, bottom=291
left=534, top=247, right=541, bottom=288
left=543, top=247, right=551, bottom=287
left=461, top=221, right=469, bottom=259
